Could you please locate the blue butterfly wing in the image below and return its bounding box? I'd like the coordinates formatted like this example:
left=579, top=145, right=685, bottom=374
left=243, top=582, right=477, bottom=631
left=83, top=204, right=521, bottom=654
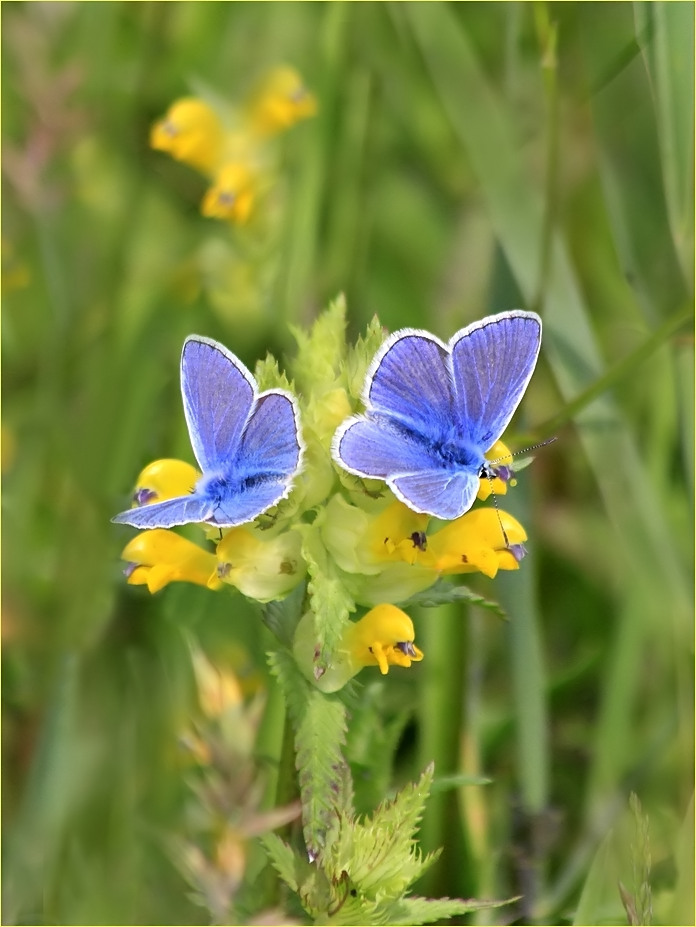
left=389, top=470, right=480, bottom=520
left=237, top=391, right=303, bottom=479
left=211, top=477, right=296, bottom=526
left=333, top=415, right=443, bottom=479
left=205, top=389, right=303, bottom=526
left=365, top=331, right=454, bottom=438
left=112, top=495, right=214, bottom=529
left=181, top=336, right=255, bottom=472
left=333, top=331, right=454, bottom=478
left=449, top=311, right=541, bottom=451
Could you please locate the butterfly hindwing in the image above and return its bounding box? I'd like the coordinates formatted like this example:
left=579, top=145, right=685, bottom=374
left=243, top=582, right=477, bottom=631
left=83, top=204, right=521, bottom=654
left=389, top=470, right=480, bottom=521
left=112, top=495, right=214, bottom=529
left=333, top=415, right=443, bottom=479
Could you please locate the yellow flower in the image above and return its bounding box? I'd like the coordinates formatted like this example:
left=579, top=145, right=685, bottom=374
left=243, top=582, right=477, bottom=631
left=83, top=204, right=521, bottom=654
left=122, top=529, right=221, bottom=594
left=320, top=496, right=436, bottom=605
left=131, top=458, right=200, bottom=506
left=150, top=97, right=225, bottom=174
left=201, top=162, right=257, bottom=224
left=294, top=604, right=423, bottom=692
left=246, top=66, right=317, bottom=137
left=341, top=604, right=424, bottom=676
left=216, top=526, right=306, bottom=602
left=428, top=508, right=527, bottom=578
left=477, top=439, right=515, bottom=501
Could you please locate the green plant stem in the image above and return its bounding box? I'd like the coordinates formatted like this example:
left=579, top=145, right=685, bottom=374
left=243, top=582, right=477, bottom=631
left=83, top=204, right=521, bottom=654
left=256, top=672, right=287, bottom=812
left=495, top=484, right=549, bottom=924
left=416, top=602, right=472, bottom=900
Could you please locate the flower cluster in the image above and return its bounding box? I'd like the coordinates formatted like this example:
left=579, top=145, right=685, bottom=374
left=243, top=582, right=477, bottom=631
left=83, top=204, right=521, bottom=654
left=117, top=300, right=531, bottom=690
left=150, top=66, right=316, bottom=224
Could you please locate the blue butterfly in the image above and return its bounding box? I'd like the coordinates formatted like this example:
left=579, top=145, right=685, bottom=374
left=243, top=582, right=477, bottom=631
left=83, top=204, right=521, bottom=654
left=331, top=310, right=541, bottom=520
left=113, top=336, right=304, bottom=529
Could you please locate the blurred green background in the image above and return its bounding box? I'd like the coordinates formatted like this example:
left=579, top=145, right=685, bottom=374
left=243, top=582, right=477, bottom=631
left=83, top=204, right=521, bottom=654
left=2, top=2, right=693, bottom=924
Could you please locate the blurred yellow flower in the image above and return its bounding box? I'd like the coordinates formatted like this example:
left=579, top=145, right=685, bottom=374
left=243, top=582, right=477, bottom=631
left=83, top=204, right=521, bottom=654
left=201, top=162, right=257, bottom=224
left=122, top=529, right=221, bottom=594
left=150, top=97, right=225, bottom=174
left=132, top=458, right=200, bottom=506
left=216, top=526, right=306, bottom=602
left=246, top=66, right=318, bottom=137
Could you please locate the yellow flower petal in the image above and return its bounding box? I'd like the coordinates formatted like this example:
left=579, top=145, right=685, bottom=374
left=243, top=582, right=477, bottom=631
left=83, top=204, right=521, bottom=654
left=150, top=97, right=225, bottom=175
left=132, top=458, right=200, bottom=506
left=428, top=508, right=527, bottom=579
left=122, top=529, right=221, bottom=593
left=341, top=604, right=424, bottom=675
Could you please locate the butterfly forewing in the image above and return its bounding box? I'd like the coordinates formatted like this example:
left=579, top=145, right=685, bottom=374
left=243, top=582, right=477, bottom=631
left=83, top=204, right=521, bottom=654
left=367, top=332, right=453, bottom=440
left=449, top=312, right=541, bottom=451
left=181, top=337, right=255, bottom=473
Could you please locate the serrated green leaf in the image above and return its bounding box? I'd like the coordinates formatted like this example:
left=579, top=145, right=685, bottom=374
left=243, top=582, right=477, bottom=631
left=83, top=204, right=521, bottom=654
left=253, top=353, right=294, bottom=393
left=326, top=764, right=436, bottom=900
left=343, top=315, right=386, bottom=400
left=288, top=294, right=347, bottom=395
left=259, top=832, right=304, bottom=894
left=267, top=649, right=348, bottom=859
left=403, top=578, right=506, bottom=616
left=298, top=523, right=355, bottom=660
left=383, top=893, right=513, bottom=926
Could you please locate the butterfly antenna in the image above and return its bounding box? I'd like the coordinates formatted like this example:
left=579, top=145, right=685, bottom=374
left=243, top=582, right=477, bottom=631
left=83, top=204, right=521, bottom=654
left=484, top=470, right=511, bottom=549
left=489, top=435, right=557, bottom=466
left=486, top=437, right=556, bottom=550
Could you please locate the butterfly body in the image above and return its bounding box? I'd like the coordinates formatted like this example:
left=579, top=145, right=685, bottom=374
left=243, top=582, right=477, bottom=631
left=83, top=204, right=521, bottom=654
left=332, top=310, right=541, bottom=520
left=113, top=336, right=304, bottom=530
